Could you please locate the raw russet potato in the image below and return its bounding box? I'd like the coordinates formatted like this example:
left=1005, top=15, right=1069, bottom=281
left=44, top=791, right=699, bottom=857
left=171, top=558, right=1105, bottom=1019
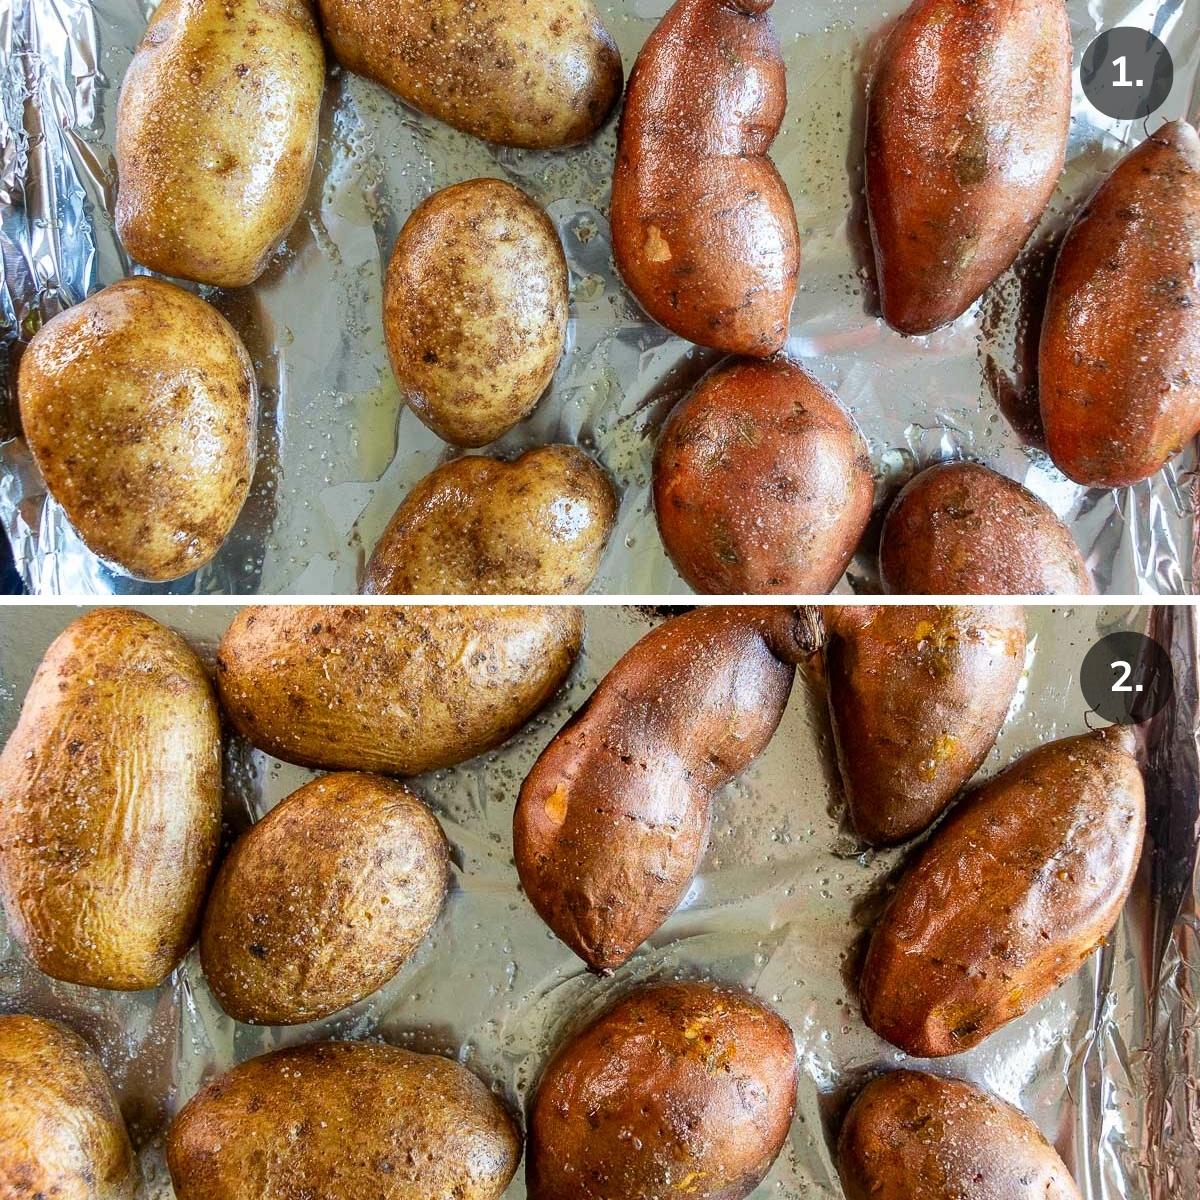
left=200, top=772, right=451, bottom=1025
left=611, top=0, right=799, bottom=355
left=17, top=277, right=257, bottom=582
left=654, top=357, right=874, bottom=593
left=216, top=604, right=582, bottom=775
left=0, top=1015, right=139, bottom=1200
left=866, top=0, right=1072, bottom=334
left=167, top=1041, right=520, bottom=1200
left=317, top=0, right=622, bottom=149
left=861, top=726, right=1145, bottom=1057
left=1040, top=120, right=1200, bottom=486
left=384, top=179, right=569, bottom=447
left=824, top=605, right=1027, bottom=845
left=362, top=445, right=617, bottom=595
left=527, top=982, right=797, bottom=1200
left=0, top=608, right=222, bottom=990
left=115, top=0, right=324, bottom=287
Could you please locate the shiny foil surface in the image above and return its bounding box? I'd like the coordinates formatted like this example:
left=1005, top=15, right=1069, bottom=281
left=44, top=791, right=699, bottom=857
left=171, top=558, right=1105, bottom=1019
left=0, top=603, right=1194, bottom=1199
left=2, top=2, right=1200, bottom=594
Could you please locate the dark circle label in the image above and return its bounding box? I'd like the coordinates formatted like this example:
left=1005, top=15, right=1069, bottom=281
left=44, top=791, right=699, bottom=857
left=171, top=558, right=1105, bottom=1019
left=1080, top=631, right=1173, bottom=725
left=1081, top=28, right=1174, bottom=121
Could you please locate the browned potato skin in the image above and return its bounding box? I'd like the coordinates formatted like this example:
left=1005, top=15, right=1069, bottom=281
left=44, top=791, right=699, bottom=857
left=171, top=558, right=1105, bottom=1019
left=316, top=0, right=622, bottom=149
left=216, top=605, right=582, bottom=775
left=167, top=1041, right=519, bottom=1200
left=654, top=358, right=873, bottom=593
left=384, top=179, right=569, bottom=447
left=115, top=0, right=324, bottom=287
left=200, top=773, right=450, bottom=1025
left=1040, top=121, right=1200, bottom=486
left=867, top=0, right=1071, bottom=335
left=824, top=605, right=1026, bottom=846
left=0, top=1015, right=139, bottom=1200
left=0, top=609, right=222, bottom=990
left=611, top=0, right=799, bottom=356
left=17, top=277, right=257, bottom=582
left=879, top=461, right=1092, bottom=595
left=839, top=1071, right=1082, bottom=1200
left=514, top=606, right=820, bottom=973
left=861, top=727, right=1145, bottom=1057
left=528, top=982, right=797, bottom=1200
left=362, top=446, right=617, bottom=595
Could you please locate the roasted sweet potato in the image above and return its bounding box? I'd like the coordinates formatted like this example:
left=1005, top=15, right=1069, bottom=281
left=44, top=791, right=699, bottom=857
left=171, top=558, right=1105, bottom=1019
left=1040, top=121, right=1200, bottom=486
left=824, top=605, right=1026, bottom=845
left=861, top=727, right=1145, bottom=1057
left=866, top=0, right=1071, bottom=335
left=611, top=0, right=799, bottom=355
left=513, top=606, right=819, bottom=973
left=654, top=358, right=874, bottom=593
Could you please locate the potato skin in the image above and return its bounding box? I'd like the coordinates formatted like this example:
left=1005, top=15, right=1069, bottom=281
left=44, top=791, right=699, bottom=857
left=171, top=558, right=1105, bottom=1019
left=362, top=446, right=617, bottom=595
left=17, top=278, right=257, bottom=582
left=654, top=358, right=873, bottom=593
left=217, top=605, right=582, bottom=775
left=611, top=0, right=799, bottom=356
left=514, top=606, right=820, bottom=972
left=115, top=0, right=324, bottom=287
left=861, top=727, right=1145, bottom=1057
left=866, top=0, right=1071, bottom=335
left=0, top=1015, right=138, bottom=1200
left=0, top=609, right=222, bottom=990
left=1040, top=121, right=1200, bottom=486
left=527, top=982, right=797, bottom=1200
left=824, top=606, right=1026, bottom=846
left=317, top=0, right=622, bottom=149
left=167, top=1041, right=519, bottom=1200
left=200, top=773, right=450, bottom=1025
left=384, top=179, right=569, bottom=447
left=838, top=1071, right=1081, bottom=1200
left=879, top=462, right=1092, bottom=595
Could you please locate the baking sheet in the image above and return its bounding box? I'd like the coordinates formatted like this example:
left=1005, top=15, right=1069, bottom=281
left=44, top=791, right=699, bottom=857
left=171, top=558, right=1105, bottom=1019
left=0, top=602, right=1195, bottom=1199
left=2, top=1, right=1200, bottom=595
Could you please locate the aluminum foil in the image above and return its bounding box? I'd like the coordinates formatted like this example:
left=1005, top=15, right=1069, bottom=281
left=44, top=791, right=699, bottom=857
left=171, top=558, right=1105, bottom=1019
left=2, top=1, right=1200, bottom=595
left=0, top=602, right=1195, bottom=1199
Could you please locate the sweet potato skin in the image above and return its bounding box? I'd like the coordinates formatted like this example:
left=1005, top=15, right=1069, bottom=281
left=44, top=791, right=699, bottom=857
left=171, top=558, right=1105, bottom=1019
left=1040, top=121, right=1200, bottom=487
left=860, top=727, right=1145, bottom=1057
left=527, top=982, right=796, bottom=1200
left=824, top=605, right=1026, bottom=846
left=513, top=606, right=819, bottom=972
left=611, top=0, right=799, bottom=356
left=866, top=0, right=1071, bottom=335
left=654, top=358, right=873, bottom=594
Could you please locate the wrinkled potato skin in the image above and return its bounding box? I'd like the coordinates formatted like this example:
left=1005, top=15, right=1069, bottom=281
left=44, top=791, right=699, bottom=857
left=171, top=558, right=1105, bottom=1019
left=217, top=605, right=582, bottom=775
left=611, top=0, right=799, bottom=356
left=1040, top=121, right=1200, bottom=486
left=528, top=983, right=797, bottom=1200
left=115, top=0, right=324, bottom=287
left=317, top=0, right=622, bottom=149
left=17, top=278, right=257, bottom=582
left=384, top=179, right=569, bottom=447
left=824, top=606, right=1026, bottom=846
left=200, top=773, right=450, bottom=1025
left=861, top=727, right=1145, bottom=1057
left=867, top=0, right=1071, bottom=335
left=167, top=1042, right=519, bottom=1200
left=363, top=446, right=617, bottom=595
left=514, top=607, right=820, bottom=973
left=839, top=1071, right=1082, bottom=1200
left=654, top=358, right=873, bottom=593
left=880, top=462, right=1092, bottom=595
left=0, top=609, right=222, bottom=990
left=0, top=1016, right=139, bottom=1200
